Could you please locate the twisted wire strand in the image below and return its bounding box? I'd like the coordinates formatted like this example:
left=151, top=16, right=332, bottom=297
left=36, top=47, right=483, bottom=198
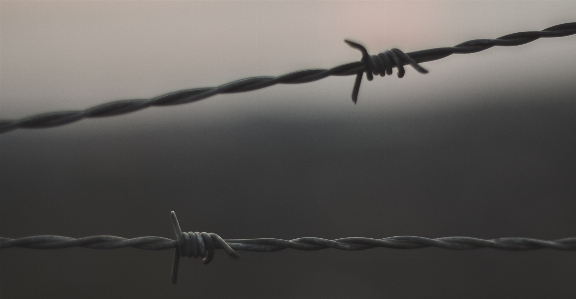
left=3, top=235, right=576, bottom=251
left=1, top=22, right=575, bottom=134
left=2, top=211, right=576, bottom=283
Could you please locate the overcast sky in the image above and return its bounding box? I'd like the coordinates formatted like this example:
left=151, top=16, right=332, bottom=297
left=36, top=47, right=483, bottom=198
left=1, top=1, right=576, bottom=127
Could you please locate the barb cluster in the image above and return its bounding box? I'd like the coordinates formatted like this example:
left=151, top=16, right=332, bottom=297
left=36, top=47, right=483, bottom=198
left=0, top=22, right=575, bottom=134
left=2, top=211, right=576, bottom=284
left=344, top=40, right=428, bottom=102
left=169, top=212, right=239, bottom=283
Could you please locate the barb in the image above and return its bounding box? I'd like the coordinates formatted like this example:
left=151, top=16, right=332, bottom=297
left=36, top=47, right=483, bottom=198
left=344, top=40, right=428, bottom=103
left=1, top=212, right=576, bottom=284
left=0, top=22, right=575, bottom=134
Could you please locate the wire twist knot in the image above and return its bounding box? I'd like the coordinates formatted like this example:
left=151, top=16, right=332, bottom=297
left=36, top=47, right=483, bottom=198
left=169, top=211, right=239, bottom=284
left=344, top=40, right=429, bottom=103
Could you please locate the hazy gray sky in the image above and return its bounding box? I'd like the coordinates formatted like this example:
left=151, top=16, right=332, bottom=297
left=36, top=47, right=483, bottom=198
left=1, top=1, right=576, bottom=129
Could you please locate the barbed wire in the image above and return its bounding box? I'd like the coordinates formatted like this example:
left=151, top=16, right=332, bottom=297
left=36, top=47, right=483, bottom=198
left=0, top=22, right=575, bottom=134
left=1, top=211, right=575, bottom=284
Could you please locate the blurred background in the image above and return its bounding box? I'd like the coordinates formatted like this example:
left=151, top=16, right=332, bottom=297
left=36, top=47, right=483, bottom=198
left=1, top=1, right=576, bottom=298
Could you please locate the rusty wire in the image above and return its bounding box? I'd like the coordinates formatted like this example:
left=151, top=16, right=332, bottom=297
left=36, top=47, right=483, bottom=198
left=1, top=211, right=576, bottom=284
left=0, top=22, right=575, bottom=134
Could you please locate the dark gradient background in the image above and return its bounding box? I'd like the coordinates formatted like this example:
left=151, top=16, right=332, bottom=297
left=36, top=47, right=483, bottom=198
left=1, top=1, right=576, bottom=298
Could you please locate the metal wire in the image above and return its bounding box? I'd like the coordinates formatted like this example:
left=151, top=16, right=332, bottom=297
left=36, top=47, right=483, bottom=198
left=1, top=22, right=575, bottom=134
left=1, top=211, right=575, bottom=284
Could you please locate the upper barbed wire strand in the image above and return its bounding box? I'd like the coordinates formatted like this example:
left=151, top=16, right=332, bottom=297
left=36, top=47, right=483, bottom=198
left=0, top=22, right=575, bottom=134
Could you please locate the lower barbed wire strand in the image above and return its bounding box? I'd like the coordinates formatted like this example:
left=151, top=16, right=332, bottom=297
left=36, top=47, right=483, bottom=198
left=4, top=236, right=576, bottom=251
left=0, top=236, right=176, bottom=250
left=5, top=232, right=576, bottom=285
left=6, top=213, right=576, bottom=284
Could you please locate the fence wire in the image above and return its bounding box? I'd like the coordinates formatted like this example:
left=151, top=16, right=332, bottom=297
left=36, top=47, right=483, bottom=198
left=2, top=212, right=575, bottom=284
left=0, top=22, right=575, bottom=134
